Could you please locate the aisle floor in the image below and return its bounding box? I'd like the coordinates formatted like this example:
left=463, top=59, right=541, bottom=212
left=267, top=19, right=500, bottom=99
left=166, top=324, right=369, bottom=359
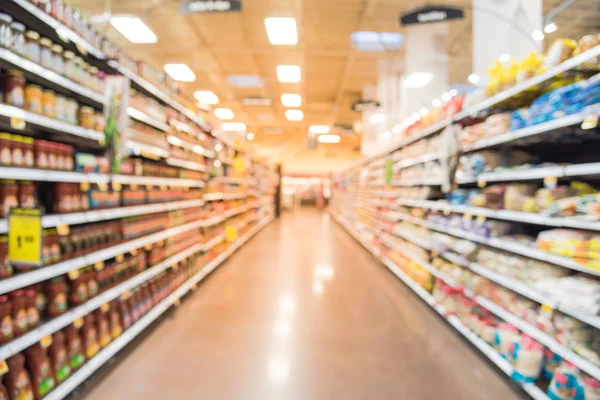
left=83, top=209, right=523, bottom=400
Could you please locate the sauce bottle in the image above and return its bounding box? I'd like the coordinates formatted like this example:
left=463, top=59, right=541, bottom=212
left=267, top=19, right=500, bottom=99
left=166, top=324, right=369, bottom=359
left=23, top=290, right=38, bottom=331
left=108, top=300, right=122, bottom=339
left=81, top=315, right=99, bottom=360
left=9, top=291, right=28, bottom=337
left=24, top=344, right=55, bottom=399
left=48, top=331, right=70, bottom=384
left=118, top=298, right=132, bottom=330
left=0, top=296, right=13, bottom=344
left=95, top=309, right=111, bottom=349
left=64, top=325, right=84, bottom=371
left=5, top=353, right=34, bottom=400
left=43, top=278, right=67, bottom=317
left=68, top=275, right=87, bottom=306
left=0, top=365, right=9, bottom=400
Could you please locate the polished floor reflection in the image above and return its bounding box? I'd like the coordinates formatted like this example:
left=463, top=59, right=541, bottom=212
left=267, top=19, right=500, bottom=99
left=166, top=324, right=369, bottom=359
left=82, top=209, right=523, bottom=400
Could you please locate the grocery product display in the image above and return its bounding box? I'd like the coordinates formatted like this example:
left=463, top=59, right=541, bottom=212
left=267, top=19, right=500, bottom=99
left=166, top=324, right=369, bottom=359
left=0, top=2, right=281, bottom=400
left=332, top=36, right=600, bottom=399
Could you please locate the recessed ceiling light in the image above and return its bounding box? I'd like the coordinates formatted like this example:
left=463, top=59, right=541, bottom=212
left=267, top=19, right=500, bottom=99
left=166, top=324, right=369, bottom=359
left=228, top=75, right=264, bottom=88
left=309, top=125, right=329, bottom=134
left=277, top=65, right=301, bottom=83
left=215, top=143, right=223, bottom=151
left=164, top=64, right=196, bottom=82
left=194, top=91, right=219, bottom=105
left=432, top=98, right=441, bottom=107
left=317, top=134, right=340, bottom=144
left=286, top=109, right=303, bottom=121
left=449, top=89, right=459, bottom=97
left=242, top=97, right=272, bottom=106
left=442, top=92, right=451, bottom=102
left=281, top=94, right=302, bottom=107
left=468, top=74, right=480, bottom=84
left=498, top=53, right=511, bottom=63
left=404, top=72, right=433, bottom=89
left=544, top=22, right=557, bottom=34
left=247, top=132, right=255, bottom=140
left=265, top=17, right=298, bottom=45
left=419, top=107, right=429, bottom=116
left=350, top=31, right=404, bottom=52
left=369, top=113, right=386, bottom=124
left=214, top=108, right=234, bottom=120
left=110, top=16, right=157, bottom=43
left=221, top=122, right=246, bottom=131
left=532, top=30, right=545, bottom=41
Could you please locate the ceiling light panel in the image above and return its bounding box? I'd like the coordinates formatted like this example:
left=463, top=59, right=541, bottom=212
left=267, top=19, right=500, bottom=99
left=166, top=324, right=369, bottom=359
left=403, top=72, right=433, bottom=89
left=164, top=64, right=196, bottom=82
left=222, top=122, right=246, bottom=131
left=351, top=31, right=404, bottom=52
left=110, top=17, right=157, bottom=44
left=228, top=75, right=264, bottom=88
left=286, top=110, right=304, bottom=121
left=265, top=18, right=298, bottom=45
left=277, top=65, right=301, bottom=83
left=194, top=91, right=219, bottom=105
left=281, top=94, right=302, bottom=107
left=309, top=125, right=329, bottom=134
left=214, top=108, right=234, bottom=120
left=318, top=135, right=340, bottom=144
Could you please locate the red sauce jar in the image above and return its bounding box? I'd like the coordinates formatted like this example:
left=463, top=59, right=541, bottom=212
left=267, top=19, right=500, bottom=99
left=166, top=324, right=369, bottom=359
left=0, top=295, right=13, bottom=344
left=21, top=137, right=34, bottom=168
left=25, top=289, right=39, bottom=330
left=0, top=236, right=12, bottom=279
left=0, top=180, right=18, bottom=218
left=64, top=325, right=85, bottom=370
left=34, top=140, right=49, bottom=169
left=44, top=277, right=68, bottom=317
left=18, top=181, right=37, bottom=209
left=5, top=70, right=25, bottom=108
left=0, top=134, right=11, bottom=166
left=5, top=354, right=34, bottom=400
left=10, top=135, right=23, bottom=167
left=10, top=290, right=28, bottom=336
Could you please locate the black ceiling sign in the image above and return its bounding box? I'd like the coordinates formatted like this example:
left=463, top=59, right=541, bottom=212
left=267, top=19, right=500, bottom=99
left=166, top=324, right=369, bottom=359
left=352, top=100, right=381, bottom=112
left=179, top=0, right=242, bottom=14
left=400, top=6, right=464, bottom=26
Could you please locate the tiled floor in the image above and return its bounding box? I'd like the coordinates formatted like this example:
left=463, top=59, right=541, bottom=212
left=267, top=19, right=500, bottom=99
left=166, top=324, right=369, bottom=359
left=82, top=209, right=523, bottom=400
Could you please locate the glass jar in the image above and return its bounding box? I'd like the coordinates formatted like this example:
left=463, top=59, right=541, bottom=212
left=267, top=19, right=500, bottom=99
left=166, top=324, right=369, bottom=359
left=21, top=137, right=34, bottom=168
left=63, top=50, right=75, bottom=80
left=74, top=57, right=84, bottom=83
left=40, top=38, right=53, bottom=70
left=55, top=95, right=67, bottom=121
left=61, top=4, right=72, bottom=27
left=63, top=144, right=73, bottom=171
left=11, top=136, right=23, bottom=167
left=66, top=99, right=78, bottom=125
left=25, top=84, right=43, bottom=114
left=35, top=140, right=48, bottom=169
left=0, top=180, right=18, bottom=218
left=47, top=142, right=58, bottom=170
left=25, top=30, right=40, bottom=64
left=18, top=181, right=36, bottom=208
left=78, top=106, right=94, bottom=129
left=51, top=44, right=64, bottom=75
left=0, top=134, right=11, bottom=166
left=0, top=14, right=13, bottom=50
left=5, top=70, right=25, bottom=108
left=50, top=0, right=64, bottom=22
left=89, top=66, right=99, bottom=91
left=9, top=22, right=25, bottom=56
left=42, top=90, right=55, bottom=118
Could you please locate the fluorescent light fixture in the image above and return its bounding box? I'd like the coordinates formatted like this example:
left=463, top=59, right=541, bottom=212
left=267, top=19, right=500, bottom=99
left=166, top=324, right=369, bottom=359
left=350, top=31, right=404, bottom=52
left=419, top=107, right=429, bottom=116
left=110, top=16, right=157, bottom=43
left=403, top=72, right=433, bottom=89
left=317, top=134, right=340, bottom=144
left=215, top=143, right=223, bottom=152
left=281, top=94, right=302, bottom=107
left=164, top=64, right=196, bottom=82
left=247, top=132, right=255, bottom=141
left=449, top=89, right=459, bottom=97
left=277, top=65, right=301, bottom=83
left=242, top=97, right=272, bottom=106
left=309, top=125, right=329, bottom=134
left=213, top=160, right=222, bottom=168
left=369, top=113, right=386, bottom=124
left=265, top=17, right=298, bottom=45
left=532, top=30, right=545, bottom=41
left=194, top=91, right=219, bottom=105
left=544, top=22, right=557, bottom=34
left=432, top=98, right=441, bottom=107
left=498, top=53, right=511, bottom=63
left=285, top=109, right=303, bottom=121
left=228, top=75, right=264, bottom=88
left=214, top=108, right=234, bottom=120
left=468, top=74, right=480, bottom=84
left=412, top=112, right=421, bottom=121
left=221, top=122, right=246, bottom=131
left=442, top=92, right=451, bottom=102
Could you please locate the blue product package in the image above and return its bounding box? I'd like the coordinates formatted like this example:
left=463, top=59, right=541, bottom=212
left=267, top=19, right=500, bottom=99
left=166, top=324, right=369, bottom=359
left=510, top=109, right=530, bottom=130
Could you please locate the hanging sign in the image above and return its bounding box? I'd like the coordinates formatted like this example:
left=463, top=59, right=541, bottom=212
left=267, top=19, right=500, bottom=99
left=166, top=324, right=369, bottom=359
left=8, top=208, right=43, bottom=266
left=179, top=0, right=242, bottom=14
left=400, top=6, right=464, bottom=26
left=352, top=100, right=381, bottom=112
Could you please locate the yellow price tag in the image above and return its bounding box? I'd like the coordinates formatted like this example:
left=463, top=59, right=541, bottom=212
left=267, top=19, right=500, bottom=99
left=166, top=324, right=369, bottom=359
left=541, top=303, right=554, bottom=314
left=477, top=178, right=486, bottom=188
left=131, top=184, right=138, bottom=190
left=40, top=335, right=53, bottom=348
left=10, top=117, right=26, bottom=130
left=56, top=224, right=70, bottom=236
left=75, top=43, right=88, bottom=56
left=173, top=299, right=181, bottom=307
left=121, top=291, right=131, bottom=300
left=476, top=215, right=486, bottom=224
left=73, top=317, right=84, bottom=329
left=544, top=176, right=558, bottom=189
left=130, top=248, right=138, bottom=256
left=98, top=182, right=108, bottom=192
left=100, top=303, right=110, bottom=312
left=146, top=185, right=154, bottom=190
left=157, top=240, right=165, bottom=247
left=68, top=269, right=80, bottom=280
left=113, top=182, right=122, bottom=192
left=8, top=208, right=43, bottom=266
left=0, top=360, right=8, bottom=375
left=431, top=250, right=439, bottom=258
left=144, top=243, right=153, bottom=251
left=463, top=213, right=473, bottom=221
left=233, top=157, right=245, bottom=173
left=443, top=209, right=451, bottom=216
left=116, top=254, right=124, bottom=262
left=190, top=283, right=198, bottom=291
left=582, top=114, right=599, bottom=130
left=225, top=225, right=238, bottom=242
left=94, top=261, right=104, bottom=271
left=80, top=182, right=90, bottom=191
left=160, top=185, right=167, bottom=191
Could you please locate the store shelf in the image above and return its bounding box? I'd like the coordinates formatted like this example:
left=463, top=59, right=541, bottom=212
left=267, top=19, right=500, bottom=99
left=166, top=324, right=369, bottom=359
left=41, top=216, right=273, bottom=400
left=127, top=108, right=171, bottom=132
left=393, top=152, right=442, bottom=170
left=0, top=48, right=105, bottom=105
left=0, top=103, right=105, bottom=141
left=0, top=199, right=206, bottom=234
left=166, top=158, right=207, bottom=172
left=462, top=107, right=600, bottom=152
left=199, top=205, right=250, bottom=227
left=454, top=44, right=600, bottom=120
left=391, top=178, right=443, bottom=187
left=0, top=167, right=109, bottom=183
left=111, top=174, right=205, bottom=188
left=167, top=135, right=215, bottom=158
left=124, top=139, right=170, bottom=159
left=204, top=192, right=247, bottom=201
left=0, top=218, right=213, bottom=294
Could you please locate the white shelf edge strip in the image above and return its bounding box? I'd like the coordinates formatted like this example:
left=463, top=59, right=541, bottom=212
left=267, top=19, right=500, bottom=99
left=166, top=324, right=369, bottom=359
left=0, top=199, right=206, bottom=234
left=0, top=104, right=104, bottom=141
left=42, top=216, right=273, bottom=400
left=204, top=192, right=247, bottom=201
left=393, top=152, right=442, bottom=170
left=127, top=108, right=171, bottom=132
left=0, top=49, right=105, bottom=104
left=0, top=218, right=213, bottom=294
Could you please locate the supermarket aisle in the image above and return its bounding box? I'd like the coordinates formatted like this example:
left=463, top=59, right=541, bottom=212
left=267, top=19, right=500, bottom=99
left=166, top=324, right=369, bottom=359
left=83, top=209, right=522, bottom=400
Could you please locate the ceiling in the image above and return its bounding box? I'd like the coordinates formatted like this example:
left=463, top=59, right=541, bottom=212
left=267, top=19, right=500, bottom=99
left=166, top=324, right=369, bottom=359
left=71, top=0, right=600, bottom=176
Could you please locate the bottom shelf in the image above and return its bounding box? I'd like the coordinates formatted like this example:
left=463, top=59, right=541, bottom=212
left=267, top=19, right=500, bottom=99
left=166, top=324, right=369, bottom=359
left=330, top=212, right=549, bottom=400
left=45, top=216, right=275, bottom=400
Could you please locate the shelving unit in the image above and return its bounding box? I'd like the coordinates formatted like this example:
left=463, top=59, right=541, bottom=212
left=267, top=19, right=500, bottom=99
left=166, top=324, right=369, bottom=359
left=332, top=42, right=600, bottom=399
